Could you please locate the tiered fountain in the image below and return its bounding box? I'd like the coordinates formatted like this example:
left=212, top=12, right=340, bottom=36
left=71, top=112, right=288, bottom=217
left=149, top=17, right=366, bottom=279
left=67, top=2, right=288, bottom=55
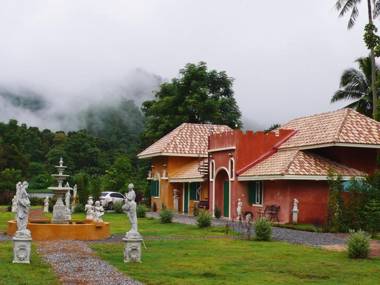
left=7, top=158, right=110, bottom=240
left=49, top=157, right=72, bottom=223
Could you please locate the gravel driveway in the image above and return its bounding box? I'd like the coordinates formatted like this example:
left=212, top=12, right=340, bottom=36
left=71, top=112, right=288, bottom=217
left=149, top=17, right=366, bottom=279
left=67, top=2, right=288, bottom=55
left=37, top=240, right=141, bottom=285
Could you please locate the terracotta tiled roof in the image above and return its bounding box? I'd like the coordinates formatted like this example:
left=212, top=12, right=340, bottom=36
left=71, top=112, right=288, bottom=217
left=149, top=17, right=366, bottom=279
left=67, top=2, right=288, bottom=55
left=279, top=109, right=380, bottom=149
left=138, top=123, right=231, bottom=158
left=239, top=149, right=365, bottom=179
left=169, top=159, right=205, bottom=182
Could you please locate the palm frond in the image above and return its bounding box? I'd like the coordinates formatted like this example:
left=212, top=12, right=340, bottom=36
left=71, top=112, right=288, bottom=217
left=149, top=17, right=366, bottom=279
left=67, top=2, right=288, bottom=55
left=373, top=0, right=380, bottom=18
left=340, top=68, right=367, bottom=88
left=331, top=89, right=366, bottom=103
left=348, top=5, right=359, bottom=29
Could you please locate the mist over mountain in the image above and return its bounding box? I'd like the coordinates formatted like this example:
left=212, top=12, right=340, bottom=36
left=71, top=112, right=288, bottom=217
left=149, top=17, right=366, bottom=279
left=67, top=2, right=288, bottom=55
left=0, top=69, right=161, bottom=132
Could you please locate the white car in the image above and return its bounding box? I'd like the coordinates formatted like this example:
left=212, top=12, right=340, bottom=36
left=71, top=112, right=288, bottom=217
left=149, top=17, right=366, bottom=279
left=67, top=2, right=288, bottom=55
left=99, top=192, right=125, bottom=209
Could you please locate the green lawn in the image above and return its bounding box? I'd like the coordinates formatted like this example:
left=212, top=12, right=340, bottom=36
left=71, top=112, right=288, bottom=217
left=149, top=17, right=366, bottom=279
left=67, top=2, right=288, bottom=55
left=92, top=237, right=380, bottom=285
left=0, top=242, right=59, bottom=285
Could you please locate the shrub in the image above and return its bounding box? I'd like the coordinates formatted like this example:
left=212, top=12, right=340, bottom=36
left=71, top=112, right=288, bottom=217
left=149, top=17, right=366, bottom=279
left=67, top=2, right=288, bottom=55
left=347, top=230, right=370, bottom=259
left=214, top=207, right=221, bottom=219
left=159, top=209, right=173, bottom=223
left=137, top=204, right=147, bottom=218
left=29, top=197, right=44, bottom=206
left=255, top=218, right=272, bottom=241
left=197, top=210, right=212, bottom=228
left=113, top=201, right=124, bottom=213
left=73, top=203, right=85, bottom=213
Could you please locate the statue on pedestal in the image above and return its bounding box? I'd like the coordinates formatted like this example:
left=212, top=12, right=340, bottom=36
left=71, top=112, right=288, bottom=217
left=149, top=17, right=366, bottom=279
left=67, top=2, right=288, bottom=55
left=71, top=184, right=78, bottom=212
left=122, top=183, right=143, bottom=263
left=85, top=196, right=95, bottom=220
left=236, top=198, right=243, bottom=221
left=43, top=196, right=49, bottom=213
left=292, top=198, right=299, bottom=224
left=13, top=181, right=32, bottom=264
left=11, top=195, right=17, bottom=213
left=94, top=201, right=104, bottom=222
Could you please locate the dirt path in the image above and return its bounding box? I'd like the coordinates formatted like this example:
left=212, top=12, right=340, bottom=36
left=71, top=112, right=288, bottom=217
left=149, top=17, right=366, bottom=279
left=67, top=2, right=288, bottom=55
left=37, top=240, right=141, bottom=285
left=322, top=240, right=380, bottom=258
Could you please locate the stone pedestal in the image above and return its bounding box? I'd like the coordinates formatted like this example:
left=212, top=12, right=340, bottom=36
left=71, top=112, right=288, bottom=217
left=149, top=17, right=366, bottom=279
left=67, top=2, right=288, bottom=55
left=52, top=197, right=69, bottom=224
left=123, top=231, right=143, bottom=263
left=13, top=231, right=32, bottom=264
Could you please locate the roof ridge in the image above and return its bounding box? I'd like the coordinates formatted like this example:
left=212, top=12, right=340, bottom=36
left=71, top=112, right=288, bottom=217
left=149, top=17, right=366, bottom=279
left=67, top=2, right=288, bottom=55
left=282, top=149, right=299, bottom=175
left=334, top=108, right=350, bottom=142
left=283, top=108, right=347, bottom=126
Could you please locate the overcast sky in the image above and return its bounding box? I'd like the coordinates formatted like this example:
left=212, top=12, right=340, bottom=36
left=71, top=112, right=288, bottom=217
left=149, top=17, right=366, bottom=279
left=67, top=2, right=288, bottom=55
left=0, top=0, right=372, bottom=130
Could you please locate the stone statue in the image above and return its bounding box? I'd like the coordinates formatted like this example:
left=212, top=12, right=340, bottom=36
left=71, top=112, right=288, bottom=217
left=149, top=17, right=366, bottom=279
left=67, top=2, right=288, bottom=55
left=65, top=186, right=71, bottom=210
left=16, top=181, right=31, bottom=237
left=173, top=189, right=179, bottom=212
left=43, top=196, right=49, bottom=213
left=71, top=184, right=78, bottom=212
left=292, top=198, right=299, bottom=224
left=94, top=201, right=105, bottom=222
left=85, top=196, right=95, bottom=220
left=236, top=198, right=243, bottom=221
left=122, top=183, right=143, bottom=263
left=11, top=195, right=17, bottom=213
left=13, top=181, right=32, bottom=264
left=122, top=184, right=138, bottom=235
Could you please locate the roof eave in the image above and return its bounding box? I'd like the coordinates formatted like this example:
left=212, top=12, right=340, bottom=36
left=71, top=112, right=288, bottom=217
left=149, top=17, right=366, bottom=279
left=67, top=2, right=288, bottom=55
left=237, top=174, right=365, bottom=181
left=281, top=142, right=380, bottom=151
left=138, top=152, right=208, bottom=159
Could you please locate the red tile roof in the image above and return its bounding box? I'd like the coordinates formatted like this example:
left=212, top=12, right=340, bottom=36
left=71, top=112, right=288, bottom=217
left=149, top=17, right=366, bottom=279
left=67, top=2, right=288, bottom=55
left=169, top=159, right=205, bottom=182
left=279, top=109, right=380, bottom=149
left=138, top=123, right=231, bottom=158
left=239, top=149, right=365, bottom=180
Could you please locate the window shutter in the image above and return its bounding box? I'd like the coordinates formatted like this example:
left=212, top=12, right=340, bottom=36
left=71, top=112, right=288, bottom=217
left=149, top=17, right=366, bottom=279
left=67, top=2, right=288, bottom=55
left=248, top=182, right=256, bottom=204
left=150, top=181, right=159, bottom=197
left=189, top=183, right=199, bottom=200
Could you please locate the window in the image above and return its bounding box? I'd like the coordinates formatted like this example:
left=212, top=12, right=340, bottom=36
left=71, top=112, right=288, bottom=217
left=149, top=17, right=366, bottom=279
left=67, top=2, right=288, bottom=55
left=229, top=158, right=235, bottom=180
left=150, top=180, right=160, bottom=197
left=189, top=182, right=201, bottom=201
left=248, top=181, right=263, bottom=205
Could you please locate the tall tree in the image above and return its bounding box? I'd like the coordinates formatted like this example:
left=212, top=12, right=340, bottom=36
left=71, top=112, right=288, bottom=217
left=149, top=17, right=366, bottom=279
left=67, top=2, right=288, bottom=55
left=142, top=62, right=242, bottom=144
left=336, top=0, right=380, bottom=119
left=331, top=57, right=379, bottom=116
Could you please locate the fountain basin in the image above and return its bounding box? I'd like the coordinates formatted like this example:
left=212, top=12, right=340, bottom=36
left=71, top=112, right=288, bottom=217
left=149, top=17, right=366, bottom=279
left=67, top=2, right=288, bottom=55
left=7, top=219, right=110, bottom=241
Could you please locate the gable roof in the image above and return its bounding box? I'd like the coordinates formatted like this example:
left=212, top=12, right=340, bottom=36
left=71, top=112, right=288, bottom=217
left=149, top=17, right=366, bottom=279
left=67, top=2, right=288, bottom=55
left=279, top=109, right=380, bottom=150
left=238, top=149, right=366, bottom=181
left=138, top=123, right=231, bottom=159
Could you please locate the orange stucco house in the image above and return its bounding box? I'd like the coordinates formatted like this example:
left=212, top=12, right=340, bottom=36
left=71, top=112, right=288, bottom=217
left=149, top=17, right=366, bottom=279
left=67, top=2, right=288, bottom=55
left=140, top=109, right=380, bottom=225
left=137, top=123, right=231, bottom=215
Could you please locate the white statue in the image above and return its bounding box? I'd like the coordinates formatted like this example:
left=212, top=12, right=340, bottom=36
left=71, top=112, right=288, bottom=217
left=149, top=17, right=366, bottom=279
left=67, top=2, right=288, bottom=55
left=245, top=213, right=252, bottom=224
left=15, top=181, right=31, bottom=237
left=237, top=198, right=243, bottom=221
left=122, top=183, right=138, bottom=235
left=43, top=196, right=49, bottom=213
left=173, top=189, right=179, bottom=212
left=292, top=198, right=299, bottom=224
left=65, top=186, right=71, bottom=210
left=94, top=201, right=105, bottom=222
left=11, top=195, right=17, bottom=213
left=85, top=196, right=95, bottom=220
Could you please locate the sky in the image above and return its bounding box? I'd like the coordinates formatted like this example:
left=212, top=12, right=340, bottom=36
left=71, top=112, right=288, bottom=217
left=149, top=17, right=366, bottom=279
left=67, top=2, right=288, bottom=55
left=0, top=0, right=373, bottom=130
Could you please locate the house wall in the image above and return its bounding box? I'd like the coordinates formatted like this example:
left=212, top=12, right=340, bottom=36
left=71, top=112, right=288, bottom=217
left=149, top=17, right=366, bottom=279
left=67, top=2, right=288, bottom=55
left=232, top=180, right=329, bottom=225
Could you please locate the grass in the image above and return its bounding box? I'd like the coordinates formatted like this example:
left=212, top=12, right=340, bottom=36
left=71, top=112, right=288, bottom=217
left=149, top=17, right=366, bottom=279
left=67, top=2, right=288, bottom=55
left=91, top=218, right=380, bottom=285
left=0, top=242, right=59, bottom=285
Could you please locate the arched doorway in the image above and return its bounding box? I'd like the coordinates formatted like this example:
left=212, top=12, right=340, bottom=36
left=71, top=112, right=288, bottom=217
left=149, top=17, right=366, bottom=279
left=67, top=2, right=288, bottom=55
left=214, top=168, right=230, bottom=218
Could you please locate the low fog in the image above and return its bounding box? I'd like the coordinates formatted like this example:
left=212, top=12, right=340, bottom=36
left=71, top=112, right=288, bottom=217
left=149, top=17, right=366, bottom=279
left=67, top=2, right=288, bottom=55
left=0, top=0, right=372, bottom=130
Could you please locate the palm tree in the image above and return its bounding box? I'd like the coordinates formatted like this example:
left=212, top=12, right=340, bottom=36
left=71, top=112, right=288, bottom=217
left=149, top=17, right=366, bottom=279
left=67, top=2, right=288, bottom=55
left=331, top=57, right=379, bottom=117
left=336, top=0, right=380, bottom=119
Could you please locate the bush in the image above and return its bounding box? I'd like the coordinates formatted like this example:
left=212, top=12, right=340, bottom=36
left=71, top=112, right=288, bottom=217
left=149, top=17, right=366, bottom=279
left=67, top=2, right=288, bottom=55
left=214, top=207, right=221, bottom=219
left=255, top=218, right=272, bottom=241
left=347, top=230, right=370, bottom=259
left=137, top=204, right=147, bottom=218
left=73, top=203, right=85, bottom=213
left=197, top=210, right=212, bottom=228
left=113, top=201, right=124, bottom=213
left=29, top=197, right=44, bottom=206
left=159, top=209, right=173, bottom=223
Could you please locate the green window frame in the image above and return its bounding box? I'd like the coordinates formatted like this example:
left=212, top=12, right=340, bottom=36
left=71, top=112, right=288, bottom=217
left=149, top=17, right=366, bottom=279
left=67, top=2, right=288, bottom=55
left=248, top=181, right=263, bottom=205
left=150, top=180, right=160, bottom=197
left=189, top=182, right=200, bottom=201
